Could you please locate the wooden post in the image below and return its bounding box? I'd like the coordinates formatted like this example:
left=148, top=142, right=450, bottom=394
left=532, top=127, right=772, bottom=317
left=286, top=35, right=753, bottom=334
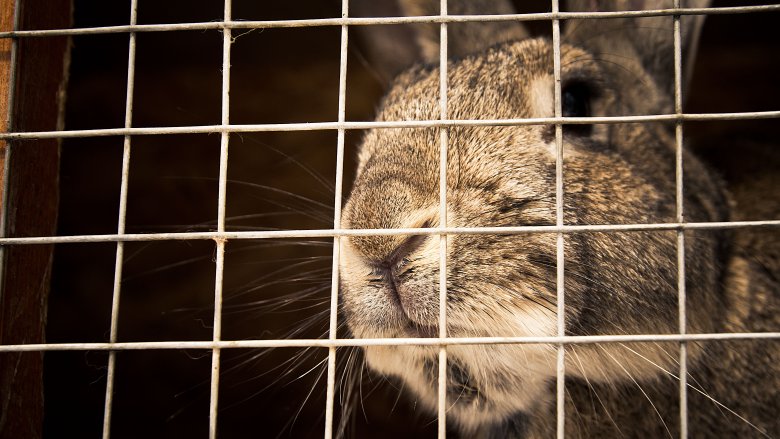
left=0, top=1, right=71, bottom=438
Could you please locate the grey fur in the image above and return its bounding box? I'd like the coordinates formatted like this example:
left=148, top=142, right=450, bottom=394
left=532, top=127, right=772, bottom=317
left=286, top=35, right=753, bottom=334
left=339, top=1, right=779, bottom=437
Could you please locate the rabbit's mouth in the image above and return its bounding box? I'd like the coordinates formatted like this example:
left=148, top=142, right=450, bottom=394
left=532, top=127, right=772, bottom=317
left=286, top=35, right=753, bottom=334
left=381, top=264, right=443, bottom=329
left=366, top=270, right=444, bottom=337
left=339, top=232, right=446, bottom=337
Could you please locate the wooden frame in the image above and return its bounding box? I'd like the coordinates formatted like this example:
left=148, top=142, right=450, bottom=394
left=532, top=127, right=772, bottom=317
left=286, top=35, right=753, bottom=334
left=0, top=1, right=70, bottom=438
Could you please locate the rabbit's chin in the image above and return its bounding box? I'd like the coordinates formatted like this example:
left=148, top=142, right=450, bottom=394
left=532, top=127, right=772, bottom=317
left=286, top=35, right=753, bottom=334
left=361, top=342, right=555, bottom=433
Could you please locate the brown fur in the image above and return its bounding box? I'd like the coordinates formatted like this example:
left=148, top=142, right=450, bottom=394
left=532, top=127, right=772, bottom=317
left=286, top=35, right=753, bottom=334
left=341, top=1, right=779, bottom=437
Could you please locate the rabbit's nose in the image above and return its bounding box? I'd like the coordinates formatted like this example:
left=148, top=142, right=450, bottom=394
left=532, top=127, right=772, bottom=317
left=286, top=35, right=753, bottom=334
left=343, top=186, right=439, bottom=264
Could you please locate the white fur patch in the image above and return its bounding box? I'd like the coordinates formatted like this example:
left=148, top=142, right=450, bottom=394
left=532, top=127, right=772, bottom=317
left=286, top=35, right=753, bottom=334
left=529, top=76, right=554, bottom=119
left=529, top=76, right=559, bottom=158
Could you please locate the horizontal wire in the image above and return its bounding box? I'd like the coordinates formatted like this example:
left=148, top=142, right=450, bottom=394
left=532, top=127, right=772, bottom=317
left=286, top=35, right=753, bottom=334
left=3, top=332, right=780, bottom=352
left=1, top=220, right=778, bottom=245
left=1, top=110, right=779, bottom=140
left=1, top=4, right=779, bottom=38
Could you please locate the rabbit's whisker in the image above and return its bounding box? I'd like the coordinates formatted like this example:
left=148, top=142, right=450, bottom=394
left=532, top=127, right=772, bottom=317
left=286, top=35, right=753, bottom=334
left=617, top=343, right=772, bottom=439
left=598, top=344, right=674, bottom=439
left=234, top=134, right=336, bottom=195
left=570, top=346, right=625, bottom=437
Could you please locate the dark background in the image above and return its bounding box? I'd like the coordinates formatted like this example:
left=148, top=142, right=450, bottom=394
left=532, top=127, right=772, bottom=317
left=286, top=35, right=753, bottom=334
left=44, top=1, right=778, bottom=438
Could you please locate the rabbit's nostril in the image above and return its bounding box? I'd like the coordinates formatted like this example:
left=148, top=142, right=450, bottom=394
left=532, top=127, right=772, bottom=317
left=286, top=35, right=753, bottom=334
left=364, top=216, right=433, bottom=268
left=369, top=233, right=429, bottom=277
left=391, top=234, right=428, bottom=266
left=345, top=205, right=437, bottom=268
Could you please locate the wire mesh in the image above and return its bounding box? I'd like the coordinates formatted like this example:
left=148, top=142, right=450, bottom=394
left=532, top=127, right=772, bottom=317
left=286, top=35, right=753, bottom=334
left=1, top=1, right=779, bottom=438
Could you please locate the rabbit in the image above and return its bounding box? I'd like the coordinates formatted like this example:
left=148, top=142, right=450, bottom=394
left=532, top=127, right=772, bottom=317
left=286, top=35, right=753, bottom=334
left=338, top=0, right=780, bottom=437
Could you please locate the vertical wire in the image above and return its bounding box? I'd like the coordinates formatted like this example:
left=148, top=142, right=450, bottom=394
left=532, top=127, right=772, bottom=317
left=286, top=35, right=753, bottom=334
left=672, top=1, right=688, bottom=437
left=0, top=0, right=21, bottom=310
left=551, top=1, right=566, bottom=438
left=209, top=1, right=232, bottom=437
left=323, top=0, right=349, bottom=437
left=101, top=1, right=138, bottom=437
left=437, top=1, right=449, bottom=438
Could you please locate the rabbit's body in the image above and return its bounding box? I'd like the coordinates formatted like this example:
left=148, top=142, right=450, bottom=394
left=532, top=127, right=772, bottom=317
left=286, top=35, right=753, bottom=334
left=340, top=1, right=779, bottom=437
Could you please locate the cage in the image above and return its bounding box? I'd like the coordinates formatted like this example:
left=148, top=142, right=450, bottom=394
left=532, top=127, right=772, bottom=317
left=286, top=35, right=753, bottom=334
left=0, top=0, right=779, bottom=438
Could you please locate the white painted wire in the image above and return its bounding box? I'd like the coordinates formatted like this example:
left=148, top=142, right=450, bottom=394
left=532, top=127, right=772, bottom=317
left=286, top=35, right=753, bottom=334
left=1, top=219, right=778, bottom=245
left=551, top=0, right=566, bottom=437
left=2, top=331, right=779, bottom=353
left=101, top=1, right=138, bottom=438
left=1, top=110, right=779, bottom=140
left=673, top=1, right=689, bottom=437
left=0, top=4, right=779, bottom=39
left=323, top=0, right=349, bottom=437
left=437, top=2, right=449, bottom=437
left=208, top=1, right=233, bottom=437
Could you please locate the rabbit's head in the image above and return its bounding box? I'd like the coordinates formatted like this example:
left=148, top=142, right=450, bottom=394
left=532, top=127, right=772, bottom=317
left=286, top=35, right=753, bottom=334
left=340, top=0, right=727, bottom=433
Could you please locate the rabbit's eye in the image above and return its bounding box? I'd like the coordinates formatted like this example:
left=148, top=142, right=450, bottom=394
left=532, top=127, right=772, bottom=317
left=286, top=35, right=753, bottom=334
left=562, top=82, right=591, bottom=117
left=562, top=81, right=593, bottom=136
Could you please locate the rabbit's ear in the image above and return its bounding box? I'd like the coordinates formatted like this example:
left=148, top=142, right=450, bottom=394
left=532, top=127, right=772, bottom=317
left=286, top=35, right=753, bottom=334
left=563, top=0, right=710, bottom=99
left=352, top=0, right=530, bottom=84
